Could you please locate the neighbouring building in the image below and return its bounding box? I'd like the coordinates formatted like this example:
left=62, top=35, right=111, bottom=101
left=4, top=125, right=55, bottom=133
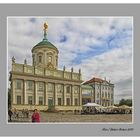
left=81, top=85, right=94, bottom=105
left=9, top=22, right=83, bottom=111
left=82, top=77, right=114, bottom=106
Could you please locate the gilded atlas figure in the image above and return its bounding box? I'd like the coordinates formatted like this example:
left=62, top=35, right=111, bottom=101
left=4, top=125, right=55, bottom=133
left=44, top=22, right=48, bottom=31
left=43, top=22, right=48, bottom=40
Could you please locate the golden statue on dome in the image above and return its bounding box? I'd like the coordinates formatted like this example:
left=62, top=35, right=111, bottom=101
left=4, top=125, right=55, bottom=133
left=44, top=22, right=48, bottom=31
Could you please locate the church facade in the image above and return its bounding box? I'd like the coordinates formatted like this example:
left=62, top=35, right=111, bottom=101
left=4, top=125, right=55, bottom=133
left=9, top=22, right=83, bottom=111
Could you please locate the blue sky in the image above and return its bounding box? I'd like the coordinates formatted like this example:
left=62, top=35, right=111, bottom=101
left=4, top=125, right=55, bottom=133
left=8, top=17, right=133, bottom=103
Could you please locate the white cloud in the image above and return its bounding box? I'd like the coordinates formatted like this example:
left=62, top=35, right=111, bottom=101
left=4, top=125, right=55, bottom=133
left=8, top=17, right=133, bottom=103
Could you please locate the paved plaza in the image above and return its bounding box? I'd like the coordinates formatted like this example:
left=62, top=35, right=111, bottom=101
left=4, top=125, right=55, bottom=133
left=8, top=111, right=132, bottom=123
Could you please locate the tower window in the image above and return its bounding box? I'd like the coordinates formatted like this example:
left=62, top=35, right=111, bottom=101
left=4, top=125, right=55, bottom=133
left=39, top=56, right=42, bottom=63
left=48, top=56, right=52, bottom=63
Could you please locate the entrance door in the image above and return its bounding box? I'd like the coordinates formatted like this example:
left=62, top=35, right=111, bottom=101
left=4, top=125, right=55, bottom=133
left=48, top=98, right=53, bottom=109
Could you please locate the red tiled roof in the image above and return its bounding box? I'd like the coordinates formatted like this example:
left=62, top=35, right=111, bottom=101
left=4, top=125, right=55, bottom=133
left=83, top=77, right=111, bottom=85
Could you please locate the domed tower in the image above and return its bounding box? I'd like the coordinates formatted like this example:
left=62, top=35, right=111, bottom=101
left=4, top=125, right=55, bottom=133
left=31, top=22, right=59, bottom=70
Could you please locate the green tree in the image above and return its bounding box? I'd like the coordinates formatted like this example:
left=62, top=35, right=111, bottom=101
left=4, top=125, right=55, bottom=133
left=119, top=98, right=132, bottom=106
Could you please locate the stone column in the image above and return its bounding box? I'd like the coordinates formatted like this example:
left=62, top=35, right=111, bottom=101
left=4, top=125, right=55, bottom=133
left=63, top=84, right=66, bottom=105
left=54, top=83, right=57, bottom=106
left=34, top=81, right=38, bottom=105
left=44, top=82, right=48, bottom=105
left=44, top=51, right=47, bottom=65
left=79, top=86, right=82, bottom=106
left=71, top=85, right=74, bottom=106
left=23, top=80, right=26, bottom=105
left=12, top=79, right=16, bottom=104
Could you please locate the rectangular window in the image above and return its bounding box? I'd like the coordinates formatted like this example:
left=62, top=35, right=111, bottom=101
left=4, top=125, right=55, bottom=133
left=105, top=92, right=107, bottom=98
left=57, top=84, right=63, bottom=93
left=27, top=80, right=33, bottom=90
left=102, top=92, right=104, bottom=97
left=66, top=86, right=70, bottom=93
left=17, top=96, right=21, bottom=104
left=39, top=96, right=43, bottom=105
left=28, top=96, right=33, bottom=105
left=66, top=98, right=70, bottom=105
left=47, top=83, right=54, bottom=92
left=75, top=98, right=78, bottom=106
left=108, top=93, right=110, bottom=98
left=74, top=86, right=79, bottom=94
left=38, top=82, right=44, bottom=91
left=58, top=98, right=61, bottom=106
left=97, top=93, right=100, bottom=98
left=16, top=80, right=22, bottom=89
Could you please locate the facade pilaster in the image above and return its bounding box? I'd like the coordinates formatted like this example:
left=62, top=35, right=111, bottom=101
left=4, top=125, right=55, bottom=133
left=63, top=84, right=66, bottom=105
left=23, top=80, right=26, bottom=104
left=12, top=79, right=16, bottom=104
left=71, top=85, right=74, bottom=106
left=79, top=85, right=82, bottom=106
left=54, top=83, right=57, bottom=105
left=34, top=81, right=38, bottom=105
left=44, top=82, right=48, bottom=105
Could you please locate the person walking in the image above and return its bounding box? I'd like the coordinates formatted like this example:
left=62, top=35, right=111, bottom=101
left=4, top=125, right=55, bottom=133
left=31, top=109, right=40, bottom=123
left=8, top=108, right=13, bottom=122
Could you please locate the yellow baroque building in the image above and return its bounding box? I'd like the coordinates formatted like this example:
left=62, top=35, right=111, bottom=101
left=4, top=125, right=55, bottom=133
left=9, top=23, right=83, bottom=111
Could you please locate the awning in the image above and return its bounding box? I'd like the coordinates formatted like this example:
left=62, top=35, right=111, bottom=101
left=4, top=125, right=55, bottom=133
left=83, top=103, right=101, bottom=107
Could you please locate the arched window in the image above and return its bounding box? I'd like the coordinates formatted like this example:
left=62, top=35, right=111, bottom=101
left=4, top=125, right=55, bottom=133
left=39, top=56, right=42, bottom=63
left=48, top=56, right=52, bottom=63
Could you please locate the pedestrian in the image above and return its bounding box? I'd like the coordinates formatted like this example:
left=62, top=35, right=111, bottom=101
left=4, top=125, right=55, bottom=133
left=26, top=109, right=29, bottom=118
left=31, top=109, right=40, bottom=123
left=74, top=109, right=76, bottom=114
left=8, top=108, right=13, bottom=121
left=22, top=109, right=25, bottom=118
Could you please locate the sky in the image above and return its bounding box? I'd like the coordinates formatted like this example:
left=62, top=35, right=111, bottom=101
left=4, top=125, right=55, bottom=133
left=8, top=17, right=133, bottom=103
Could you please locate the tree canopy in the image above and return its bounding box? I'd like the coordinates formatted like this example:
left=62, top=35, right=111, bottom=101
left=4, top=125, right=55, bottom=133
left=119, top=99, right=132, bottom=106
